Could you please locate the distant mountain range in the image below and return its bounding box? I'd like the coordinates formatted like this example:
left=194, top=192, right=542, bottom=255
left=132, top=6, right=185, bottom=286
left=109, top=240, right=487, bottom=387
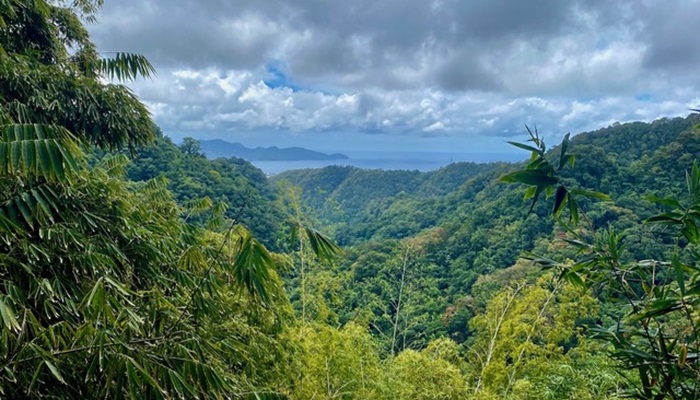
left=199, top=139, right=349, bottom=161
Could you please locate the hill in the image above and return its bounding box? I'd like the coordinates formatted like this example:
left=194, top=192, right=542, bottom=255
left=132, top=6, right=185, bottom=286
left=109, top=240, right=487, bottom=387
left=127, top=135, right=286, bottom=247
left=275, top=113, right=700, bottom=345
left=199, top=139, right=349, bottom=161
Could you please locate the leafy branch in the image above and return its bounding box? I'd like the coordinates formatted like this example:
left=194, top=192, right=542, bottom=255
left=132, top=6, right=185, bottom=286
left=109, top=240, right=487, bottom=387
left=502, top=124, right=700, bottom=399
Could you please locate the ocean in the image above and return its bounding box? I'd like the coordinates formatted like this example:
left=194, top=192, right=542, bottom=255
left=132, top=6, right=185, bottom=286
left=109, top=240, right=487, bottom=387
left=251, top=151, right=525, bottom=175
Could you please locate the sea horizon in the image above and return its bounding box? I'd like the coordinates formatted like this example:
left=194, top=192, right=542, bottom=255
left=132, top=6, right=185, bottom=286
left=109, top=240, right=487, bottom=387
left=249, top=150, right=526, bottom=175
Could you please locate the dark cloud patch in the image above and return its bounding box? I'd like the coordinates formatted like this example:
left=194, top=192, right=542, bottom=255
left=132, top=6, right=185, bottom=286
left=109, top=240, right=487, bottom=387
left=449, top=0, right=576, bottom=41
left=91, top=0, right=648, bottom=92
left=356, top=93, right=381, bottom=118
left=285, top=32, right=364, bottom=76
left=433, top=47, right=503, bottom=91
left=93, top=2, right=280, bottom=68
left=86, top=1, right=700, bottom=149
left=640, top=1, right=700, bottom=71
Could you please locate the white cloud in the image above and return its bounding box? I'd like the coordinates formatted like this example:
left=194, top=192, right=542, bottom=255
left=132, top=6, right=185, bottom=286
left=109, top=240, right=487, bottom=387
left=424, top=121, right=447, bottom=132
left=88, top=0, right=700, bottom=150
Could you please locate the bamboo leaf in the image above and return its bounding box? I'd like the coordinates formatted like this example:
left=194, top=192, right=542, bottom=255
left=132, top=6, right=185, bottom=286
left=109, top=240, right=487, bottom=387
left=568, top=196, right=580, bottom=224
left=522, top=186, right=542, bottom=215
left=646, top=213, right=684, bottom=225
left=644, top=195, right=681, bottom=209
left=99, top=53, right=156, bottom=81
left=0, top=296, right=20, bottom=332
left=0, top=124, right=82, bottom=182
left=44, top=361, right=66, bottom=385
left=553, top=186, right=568, bottom=218
left=562, top=270, right=585, bottom=288
left=506, top=141, right=541, bottom=154
left=558, top=133, right=571, bottom=171
left=304, top=226, right=342, bottom=263
left=499, top=169, right=558, bottom=186
left=233, top=235, right=274, bottom=301
left=569, top=188, right=612, bottom=201
left=635, top=298, right=684, bottom=320
left=126, top=357, right=166, bottom=395
left=289, top=224, right=299, bottom=249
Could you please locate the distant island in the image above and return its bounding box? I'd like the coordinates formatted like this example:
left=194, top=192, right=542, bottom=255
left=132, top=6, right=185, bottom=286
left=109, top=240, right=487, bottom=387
left=199, top=139, right=349, bottom=161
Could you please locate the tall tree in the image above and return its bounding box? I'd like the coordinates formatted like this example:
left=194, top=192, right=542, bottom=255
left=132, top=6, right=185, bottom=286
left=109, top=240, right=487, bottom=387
left=0, top=0, right=156, bottom=149
left=179, top=136, right=204, bottom=157
left=0, top=1, right=288, bottom=398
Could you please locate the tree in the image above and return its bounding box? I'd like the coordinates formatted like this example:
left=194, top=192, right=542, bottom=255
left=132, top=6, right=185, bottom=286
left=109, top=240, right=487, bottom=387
left=387, top=343, right=468, bottom=400
left=0, top=0, right=156, bottom=149
left=467, top=274, right=619, bottom=399
left=179, top=136, right=204, bottom=157
left=127, top=135, right=285, bottom=246
left=0, top=1, right=288, bottom=397
left=275, top=181, right=342, bottom=322
left=287, top=322, right=384, bottom=399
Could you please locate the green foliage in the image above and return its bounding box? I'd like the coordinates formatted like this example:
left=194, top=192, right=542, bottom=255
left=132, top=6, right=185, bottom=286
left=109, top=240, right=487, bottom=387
left=286, top=324, right=469, bottom=400
left=277, top=182, right=343, bottom=323
left=499, top=126, right=610, bottom=224
left=387, top=345, right=468, bottom=400
left=0, top=0, right=155, bottom=150
left=286, top=322, right=384, bottom=399
left=273, top=162, right=498, bottom=244
left=0, top=152, right=290, bottom=397
left=0, top=124, right=80, bottom=183
left=277, top=114, right=700, bottom=356
left=570, top=117, right=700, bottom=165
left=99, top=52, right=156, bottom=82
left=127, top=135, right=285, bottom=247
left=467, top=274, right=620, bottom=399
left=4, top=2, right=698, bottom=397
left=504, top=122, right=700, bottom=399
left=179, top=136, right=204, bottom=158
left=272, top=114, right=700, bottom=398
left=0, top=2, right=292, bottom=398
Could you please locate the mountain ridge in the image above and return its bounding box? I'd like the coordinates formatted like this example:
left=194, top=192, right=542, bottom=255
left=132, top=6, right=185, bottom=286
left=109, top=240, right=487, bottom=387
left=199, top=139, right=349, bottom=161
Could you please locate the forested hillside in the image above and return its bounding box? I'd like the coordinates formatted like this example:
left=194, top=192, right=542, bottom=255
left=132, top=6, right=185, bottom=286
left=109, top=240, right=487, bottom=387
left=276, top=113, right=700, bottom=355
left=278, top=115, right=699, bottom=246
left=3, top=1, right=700, bottom=399
left=126, top=134, right=285, bottom=247
left=276, top=162, right=502, bottom=244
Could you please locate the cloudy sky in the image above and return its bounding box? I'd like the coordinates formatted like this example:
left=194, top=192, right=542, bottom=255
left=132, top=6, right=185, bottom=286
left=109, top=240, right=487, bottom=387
left=88, top=0, right=700, bottom=153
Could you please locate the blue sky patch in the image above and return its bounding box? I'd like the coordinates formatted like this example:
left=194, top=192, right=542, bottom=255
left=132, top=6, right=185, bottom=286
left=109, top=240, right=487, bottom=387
left=635, top=93, right=653, bottom=102
left=263, top=62, right=301, bottom=91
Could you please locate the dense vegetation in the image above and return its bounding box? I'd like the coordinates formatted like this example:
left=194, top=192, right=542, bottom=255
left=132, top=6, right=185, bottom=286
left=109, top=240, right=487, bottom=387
left=126, top=134, right=285, bottom=247
left=275, top=115, right=700, bottom=344
left=0, top=1, right=296, bottom=397
left=2, top=1, right=700, bottom=399
left=276, top=114, right=700, bottom=398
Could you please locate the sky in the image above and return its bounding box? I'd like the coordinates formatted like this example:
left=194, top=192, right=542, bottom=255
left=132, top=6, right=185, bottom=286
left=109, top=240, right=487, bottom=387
left=88, top=0, right=700, bottom=153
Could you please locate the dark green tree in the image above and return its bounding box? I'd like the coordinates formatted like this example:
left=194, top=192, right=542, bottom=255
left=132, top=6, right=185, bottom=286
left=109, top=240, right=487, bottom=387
left=0, top=1, right=294, bottom=397
left=179, top=136, right=204, bottom=158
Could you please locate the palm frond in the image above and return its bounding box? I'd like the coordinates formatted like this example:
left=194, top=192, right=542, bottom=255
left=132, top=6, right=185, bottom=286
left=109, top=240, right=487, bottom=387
left=1, top=183, right=63, bottom=230
left=304, top=226, right=342, bottom=264
left=183, top=197, right=213, bottom=221
left=0, top=124, right=82, bottom=182
left=98, top=153, right=129, bottom=176
left=233, top=232, right=275, bottom=301
left=99, top=53, right=156, bottom=81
